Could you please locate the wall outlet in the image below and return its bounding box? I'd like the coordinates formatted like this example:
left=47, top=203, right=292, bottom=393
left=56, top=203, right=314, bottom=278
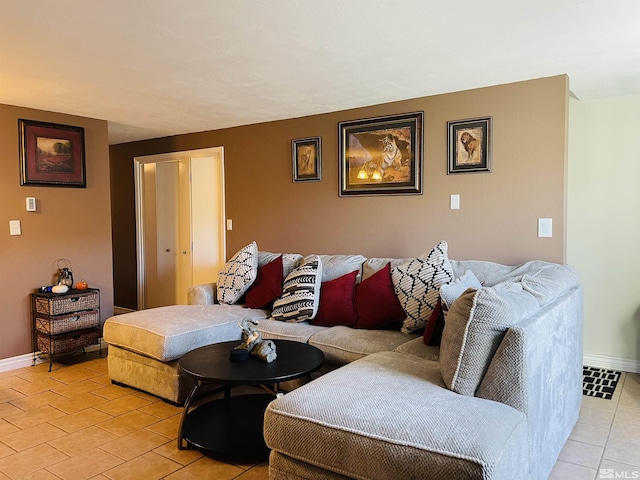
left=9, top=220, right=21, bottom=236
left=538, top=218, right=552, bottom=238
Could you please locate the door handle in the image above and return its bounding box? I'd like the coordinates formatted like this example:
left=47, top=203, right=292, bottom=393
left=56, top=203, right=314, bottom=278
left=182, top=251, right=187, bottom=254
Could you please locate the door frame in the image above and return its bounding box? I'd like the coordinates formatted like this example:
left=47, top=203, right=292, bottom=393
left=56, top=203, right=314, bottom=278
left=134, top=147, right=225, bottom=309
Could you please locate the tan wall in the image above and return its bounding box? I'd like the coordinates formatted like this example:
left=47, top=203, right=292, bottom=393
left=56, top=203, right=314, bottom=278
left=0, top=104, right=113, bottom=360
left=568, top=94, right=640, bottom=368
left=110, top=75, right=568, bottom=309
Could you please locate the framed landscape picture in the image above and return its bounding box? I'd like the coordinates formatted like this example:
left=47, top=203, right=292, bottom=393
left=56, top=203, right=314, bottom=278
left=19, top=119, right=86, bottom=187
left=447, top=117, right=492, bottom=174
left=292, top=136, right=321, bottom=182
left=339, top=111, right=423, bottom=196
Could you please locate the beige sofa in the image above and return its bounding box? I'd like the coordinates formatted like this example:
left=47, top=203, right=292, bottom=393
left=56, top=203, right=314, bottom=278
left=103, top=249, right=582, bottom=480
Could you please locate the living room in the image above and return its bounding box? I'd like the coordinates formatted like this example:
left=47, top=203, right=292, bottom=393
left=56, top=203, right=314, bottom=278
left=1, top=1, right=639, bottom=479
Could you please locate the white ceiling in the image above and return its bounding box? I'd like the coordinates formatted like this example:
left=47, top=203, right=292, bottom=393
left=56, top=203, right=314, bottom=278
left=1, top=0, right=639, bottom=145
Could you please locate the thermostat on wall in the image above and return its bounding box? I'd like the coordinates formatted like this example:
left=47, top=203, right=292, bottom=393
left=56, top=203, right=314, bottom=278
left=26, top=197, right=36, bottom=212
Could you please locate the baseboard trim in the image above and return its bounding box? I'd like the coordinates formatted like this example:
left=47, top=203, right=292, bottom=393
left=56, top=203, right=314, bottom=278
left=0, top=340, right=107, bottom=373
left=583, top=353, right=640, bottom=374
left=113, top=306, right=136, bottom=315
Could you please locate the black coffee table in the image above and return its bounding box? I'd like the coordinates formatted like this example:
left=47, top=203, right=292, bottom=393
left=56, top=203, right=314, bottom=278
left=177, top=339, right=324, bottom=459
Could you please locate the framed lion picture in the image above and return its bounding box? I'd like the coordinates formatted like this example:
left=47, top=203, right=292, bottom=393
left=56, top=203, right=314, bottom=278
left=447, top=117, right=492, bottom=174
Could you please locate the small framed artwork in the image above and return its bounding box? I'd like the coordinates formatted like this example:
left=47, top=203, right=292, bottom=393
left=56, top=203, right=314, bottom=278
left=339, top=111, right=423, bottom=196
left=19, top=119, right=86, bottom=187
left=447, top=117, right=492, bottom=174
left=292, top=136, right=322, bottom=182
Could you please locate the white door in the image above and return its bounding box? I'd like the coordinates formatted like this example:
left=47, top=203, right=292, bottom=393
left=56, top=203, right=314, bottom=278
left=135, top=148, right=225, bottom=309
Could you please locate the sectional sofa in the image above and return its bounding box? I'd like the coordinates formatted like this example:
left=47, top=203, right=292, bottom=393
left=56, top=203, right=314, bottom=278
left=103, top=242, right=583, bottom=480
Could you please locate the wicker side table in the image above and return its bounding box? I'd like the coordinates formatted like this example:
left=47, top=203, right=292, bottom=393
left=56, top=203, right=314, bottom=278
left=32, top=288, right=101, bottom=371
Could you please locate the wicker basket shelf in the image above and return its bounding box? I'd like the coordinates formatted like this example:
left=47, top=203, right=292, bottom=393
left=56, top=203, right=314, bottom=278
left=36, top=328, right=100, bottom=355
left=34, top=289, right=99, bottom=316
left=35, top=309, right=99, bottom=335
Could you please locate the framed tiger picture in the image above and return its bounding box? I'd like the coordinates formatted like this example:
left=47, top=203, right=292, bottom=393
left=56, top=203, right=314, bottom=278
left=338, top=112, right=423, bottom=196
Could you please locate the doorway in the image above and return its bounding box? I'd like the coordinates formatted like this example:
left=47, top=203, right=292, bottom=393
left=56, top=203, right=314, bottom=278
left=134, top=147, right=225, bottom=309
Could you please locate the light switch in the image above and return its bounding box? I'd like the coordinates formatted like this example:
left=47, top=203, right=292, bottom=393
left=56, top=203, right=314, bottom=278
left=538, top=218, right=552, bottom=238
left=450, top=194, right=460, bottom=210
left=26, top=197, right=36, bottom=212
left=226, top=219, right=233, bottom=231
left=9, top=220, right=21, bottom=236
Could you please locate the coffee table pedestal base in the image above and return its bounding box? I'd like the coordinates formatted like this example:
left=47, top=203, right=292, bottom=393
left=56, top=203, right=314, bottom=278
left=180, top=393, right=272, bottom=460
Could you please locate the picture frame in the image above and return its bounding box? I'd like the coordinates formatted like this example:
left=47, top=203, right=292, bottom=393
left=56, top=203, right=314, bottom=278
left=292, top=136, right=322, bottom=182
left=339, top=111, right=423, bottom=196
left=447, top=117, right=492, bottom=174
left=19, top=119, right=86, bottom=187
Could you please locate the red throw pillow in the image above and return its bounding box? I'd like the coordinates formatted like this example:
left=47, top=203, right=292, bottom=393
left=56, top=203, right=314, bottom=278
left=423, top=297, right=444, bottom=345
left=353, top=263, right=406, bottom=329
left=244, top=255, right=283, bottom=309
left=311, top=271, right=358, bottom=327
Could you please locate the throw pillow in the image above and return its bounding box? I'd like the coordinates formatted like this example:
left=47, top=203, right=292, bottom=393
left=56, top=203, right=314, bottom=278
left=423, top=297, right=444, bottom=345
left=439, top=281, right=539, bottom=396
left=216, top=241, right=259, bottom=305
left=440, top=269, right=483, bottom=318
left=311, top=270, right=358, bottom=327
left=244, top=255, right=283, bottom=309
left=271, top=256, right=323, bottom=322
left=353, top=262, right=406, bottom=329
left=391, top=241, right=454, bottom=333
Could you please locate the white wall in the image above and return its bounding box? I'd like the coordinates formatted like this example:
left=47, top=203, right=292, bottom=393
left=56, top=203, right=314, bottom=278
left=568, top=94, right=640, bottom=372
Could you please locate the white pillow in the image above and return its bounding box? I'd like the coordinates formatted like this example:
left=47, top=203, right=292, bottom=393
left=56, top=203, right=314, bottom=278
left=391, top=241, right=454, bottom=333
left=271, top=256, right=322, bottom=322
left=216, top=242, right=259, bottom=304
left=440, top=270, right=482, bottom=312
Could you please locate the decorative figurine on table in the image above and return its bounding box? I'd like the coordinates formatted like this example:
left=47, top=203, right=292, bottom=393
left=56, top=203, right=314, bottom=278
left=232, top=319, right=277, bottom=363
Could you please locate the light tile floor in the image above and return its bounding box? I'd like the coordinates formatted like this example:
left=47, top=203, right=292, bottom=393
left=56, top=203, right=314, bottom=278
left=0, top=353, right=268, bottom=480
left=0, top=353, right=638, bottom=480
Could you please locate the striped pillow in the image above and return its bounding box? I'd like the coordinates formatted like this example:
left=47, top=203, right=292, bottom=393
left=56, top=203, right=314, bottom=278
left=391, top=241, right=454, bottom=333
left=271, top=256, right=323, bottom=322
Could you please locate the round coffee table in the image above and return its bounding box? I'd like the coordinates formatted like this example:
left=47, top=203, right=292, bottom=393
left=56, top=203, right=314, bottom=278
left=177, top=339, right=324, bottom=459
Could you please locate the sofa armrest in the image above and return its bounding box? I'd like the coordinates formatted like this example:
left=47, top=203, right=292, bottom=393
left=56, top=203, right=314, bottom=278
left=187, top=283, right=217, bottom=305
left=476, top=285, right=583, bottom=480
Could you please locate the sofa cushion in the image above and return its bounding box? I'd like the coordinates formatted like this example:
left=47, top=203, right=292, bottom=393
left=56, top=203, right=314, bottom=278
left=307, top=254, right=366, bottom=282
left=272, top=256, right=322, bottom=322
left=258, top=251, right=303, bottom=279
left=450, top=259, right=579, bottom=295
left=264, top=351, right=529, bottom=480
left=393, top=336, right=440, bottom=361
left=216, top=241, right=259, bottom=304
left=361, top=257, right=411, bottom=281
left=440, top=281, right=539, bottom=396
left=311, top=271, right=358, bottom=327
left=353, top=262, right=406, bottom=329
left=391, top=241, right=454, bottom=333
left=103, top=304, right=269, bottom=362
left=308, top=326, right=419, bottom=365
left=245, top=255, right=283, bottom=309
left=255, top=318, right=327, bottom=343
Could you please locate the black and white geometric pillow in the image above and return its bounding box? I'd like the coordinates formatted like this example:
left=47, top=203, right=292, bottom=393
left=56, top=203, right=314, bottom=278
left=391, top=241, right=454, bottom=333
left=271, top=256, right=323, bottom=322
left=216, top=242, right=259, bottom=305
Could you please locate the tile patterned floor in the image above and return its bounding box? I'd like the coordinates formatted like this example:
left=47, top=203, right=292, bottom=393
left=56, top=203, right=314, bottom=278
left=0, top=353, right=267, bottom=480
left=0, top=352, right=638, bottom=480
